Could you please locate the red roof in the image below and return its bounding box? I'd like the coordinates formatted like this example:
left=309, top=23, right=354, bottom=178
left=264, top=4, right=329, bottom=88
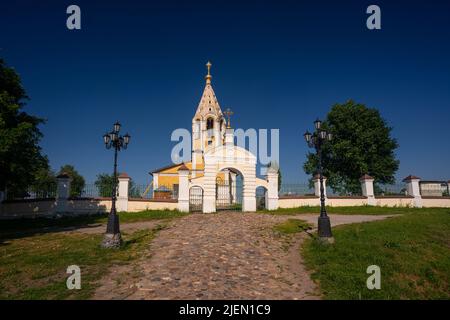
left=178, top=164, right=189, bottom=172
left=360, top=174, right=374, bottom=180
left=118, top=172, right=130, bottom=178
left=403, top=175, right=421, bottom=182
left=149, top=163, right=180, bottom=174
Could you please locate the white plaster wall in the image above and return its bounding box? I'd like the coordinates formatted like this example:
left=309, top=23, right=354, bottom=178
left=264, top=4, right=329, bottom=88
left=421, top=198, right=450, bottom=207
left=278, top=197, right=320, bottom=208
left=326, top=197, right=368, bottom=207
left=127, top=200, right=178, bottom=212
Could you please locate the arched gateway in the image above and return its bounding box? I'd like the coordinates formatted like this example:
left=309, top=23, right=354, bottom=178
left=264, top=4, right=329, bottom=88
left=150, top=62, right=279, bottom=213
left=180, top=129, right=279, bottom=213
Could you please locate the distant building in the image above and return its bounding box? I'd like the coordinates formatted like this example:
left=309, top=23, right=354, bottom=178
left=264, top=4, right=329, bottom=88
left=419, top=181, right=449, bottom=196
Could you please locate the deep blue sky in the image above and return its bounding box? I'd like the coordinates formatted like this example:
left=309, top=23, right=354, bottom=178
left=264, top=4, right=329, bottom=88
left=1, top=0, right=449, bottom=184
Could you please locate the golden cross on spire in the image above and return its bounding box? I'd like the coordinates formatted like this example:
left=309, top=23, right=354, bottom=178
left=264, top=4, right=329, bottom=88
left=224, top=108, right=234, bottom=129
left=205, top=61, right=212, bottom=83
left=206, top=61, right=211, bottom=75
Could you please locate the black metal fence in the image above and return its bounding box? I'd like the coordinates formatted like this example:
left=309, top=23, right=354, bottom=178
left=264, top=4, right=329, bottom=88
left=5, top=186, right=57, bottom=200
left=130, top=184, right=178, bottom=200
left=419, top=181, right=449, bottom=197
left=279, top=183, right=314, bottom=196
left=374, top=183, right=407, bottom=196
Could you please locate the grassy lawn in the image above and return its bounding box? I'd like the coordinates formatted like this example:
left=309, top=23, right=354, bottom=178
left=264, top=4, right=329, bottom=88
left=0, top=209, right=187, bottom=236
left=0, top=224, right=166, bottom=299
left=0, top=209, right=187, bottom=300
left=302, top=210, right=450, bottom=299
left=273, top=218, right=312, bottom=234
left=260, top=205, right=449, bottom=216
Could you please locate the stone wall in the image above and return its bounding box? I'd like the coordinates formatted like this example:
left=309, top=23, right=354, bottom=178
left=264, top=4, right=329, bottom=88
left=128, top=199, right=178, bottom=211
left=0, top=199, right=56, bottom=219
left=278, top=195, right=450, bottom=208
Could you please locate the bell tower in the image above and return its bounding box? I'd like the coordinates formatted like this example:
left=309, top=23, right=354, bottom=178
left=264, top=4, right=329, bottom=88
left=191, top=62, right=226, bottom=177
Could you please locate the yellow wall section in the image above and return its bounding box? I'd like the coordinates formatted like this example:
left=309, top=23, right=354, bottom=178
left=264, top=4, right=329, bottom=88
left=157, top=176, right=179, bottom=187
left=154, top=162, right=225, bottom=189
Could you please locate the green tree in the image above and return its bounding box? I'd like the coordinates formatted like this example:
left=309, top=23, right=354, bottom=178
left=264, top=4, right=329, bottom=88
left=0, top=58, right=48, bottom=196
left=31, top=167, right=57, bottom=198
left=94, top=173, right=140, bottom=198
left=94, top=173, right=115, bottom=197
left=59, top=164, right=85, bottom=197
left=303, top=100, right=399, bottom=194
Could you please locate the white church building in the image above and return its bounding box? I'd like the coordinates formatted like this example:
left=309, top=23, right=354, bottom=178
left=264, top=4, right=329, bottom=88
left=150, top=62, right=279, bottom=213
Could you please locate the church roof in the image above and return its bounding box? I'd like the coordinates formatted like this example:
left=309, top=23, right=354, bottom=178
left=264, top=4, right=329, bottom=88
left=194, top=61, right=223, bottom=119
left=149, top=161, right=204, bottom=174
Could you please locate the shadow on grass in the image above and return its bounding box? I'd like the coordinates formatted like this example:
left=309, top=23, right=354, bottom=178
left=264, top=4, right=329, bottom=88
left=0, top=209, right=188, bottom=243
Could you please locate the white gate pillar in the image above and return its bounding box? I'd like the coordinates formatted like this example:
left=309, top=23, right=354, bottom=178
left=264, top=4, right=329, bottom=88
left=313, top=174, right=327, bottom=197
left=56, top=173, right=71, bottom=213
left=266, top=166, right=279, bottom=210
left=117, top=173, right=130, bottom=212
left=177, top=165, right=190, bottom=212
left=403, top=175, right=422, bottom=208
left=202, top=163, right=217, bottom=213
left=242, top=165, right=256, bottom=212
left=360, top=174, right=376, bottom=205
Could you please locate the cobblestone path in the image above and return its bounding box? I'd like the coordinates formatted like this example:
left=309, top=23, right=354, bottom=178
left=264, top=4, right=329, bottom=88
left=93, top=212, right=395, bottom=300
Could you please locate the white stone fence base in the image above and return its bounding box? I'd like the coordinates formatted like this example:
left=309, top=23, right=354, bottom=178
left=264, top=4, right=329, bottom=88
left=278, top=174, right=450, bottom=209
left=1, top=173, right=450, bottom=219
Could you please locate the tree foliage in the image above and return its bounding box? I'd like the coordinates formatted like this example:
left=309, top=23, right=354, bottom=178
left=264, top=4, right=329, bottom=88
left=94, top=173, right=115, bottom=197
left=59, top=164, right=85, bottom=197
left=30, top=167, right=57, bottom=198
left=94, top=173, right=140, bottom=198
left=303, top=100, right=399, bottom=194
left=0, top=58, right=48, bottom=195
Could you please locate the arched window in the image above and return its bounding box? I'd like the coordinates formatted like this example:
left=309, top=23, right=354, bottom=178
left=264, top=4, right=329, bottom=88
left=207, top=118, right=214, bottom=130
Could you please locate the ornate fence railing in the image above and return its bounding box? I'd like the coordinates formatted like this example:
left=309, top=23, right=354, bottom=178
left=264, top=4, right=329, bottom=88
left=5, top=186, right=57, bottom=200
left=419, top=181, right=449, bottom=197
left=130, top=184, right=178, bottom=200
left=279, top=183, right=314, bottom=197
left=375, top=183, right=408, bottom=196
left=79, top=183, right=115, bottom=198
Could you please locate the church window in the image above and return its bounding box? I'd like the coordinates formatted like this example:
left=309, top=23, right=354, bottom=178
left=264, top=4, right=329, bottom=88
left=207, top=118, right=214, bottom=129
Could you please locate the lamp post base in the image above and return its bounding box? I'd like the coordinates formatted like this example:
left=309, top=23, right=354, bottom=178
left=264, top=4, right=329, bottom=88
left=318, top=236, right=335, bottom=244
left=101, top=233, right=122, bottom=249
left=318, top=215, right=333, bottom=243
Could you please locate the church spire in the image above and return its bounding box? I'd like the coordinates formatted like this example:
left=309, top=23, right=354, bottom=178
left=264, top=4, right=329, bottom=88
left=195, top=61, right=222, bottom=117
left=205, top=61, right=212, bottom=84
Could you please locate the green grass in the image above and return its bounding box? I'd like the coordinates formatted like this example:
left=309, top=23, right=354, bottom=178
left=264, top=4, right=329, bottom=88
left=273, top=219, right=312, bottom=234
left=302, top=210, right=450, bottom=299
left=260, top=205, right=449, bottom=216
left=0, top=224, right=166, bottom=300
left=0, top=209, right=187, bottom=236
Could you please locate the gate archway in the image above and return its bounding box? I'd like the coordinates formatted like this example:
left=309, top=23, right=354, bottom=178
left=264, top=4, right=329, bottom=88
left=189, top=186, right=203, bottom=212
left=215, top=168, right=243, bottom=211
left=256, top=186, right=268, bottom=210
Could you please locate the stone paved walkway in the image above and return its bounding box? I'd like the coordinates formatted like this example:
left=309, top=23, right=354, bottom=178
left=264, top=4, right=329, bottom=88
left=93, top=212, right=396, bottom=300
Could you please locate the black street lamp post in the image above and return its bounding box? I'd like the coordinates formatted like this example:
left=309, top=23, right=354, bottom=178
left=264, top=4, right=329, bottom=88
left=101, top=121, right=130, bottom=248
left=304, top=119, right=334, bottom=242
